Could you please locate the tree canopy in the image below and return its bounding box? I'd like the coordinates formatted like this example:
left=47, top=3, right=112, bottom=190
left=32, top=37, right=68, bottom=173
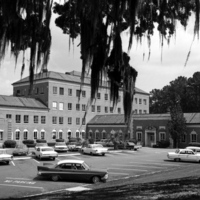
left=0, top=0, right=200, bottom=124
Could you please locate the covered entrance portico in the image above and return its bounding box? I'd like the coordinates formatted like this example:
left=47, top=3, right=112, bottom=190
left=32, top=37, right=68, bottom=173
left=145, top=126, right=156, bottom=147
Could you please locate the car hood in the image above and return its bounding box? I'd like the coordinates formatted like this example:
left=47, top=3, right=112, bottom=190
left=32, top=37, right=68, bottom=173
left=94, top=147, right=108, bottom=151
left=41, top=151, right=57, bottom=155
left=0, top=154, right=12, bottom=158
left=55, top=145, right=67, bottom=148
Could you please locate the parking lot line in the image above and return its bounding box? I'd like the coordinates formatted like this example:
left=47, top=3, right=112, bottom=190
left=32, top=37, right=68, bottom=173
left=0, top=183, right=43, bottom=189
left=129, top=161, right=181, bottom=166
left=33, top=159, right=40, bottom=164
left=107, top=167, right=148, bottom=172
left=108, top=172, right=129, bottom=175
left=11, top=161, right=15, bottom=166
left=6, top=177, right=32, bottom=180
left=111, top=164, right=164, bottom=169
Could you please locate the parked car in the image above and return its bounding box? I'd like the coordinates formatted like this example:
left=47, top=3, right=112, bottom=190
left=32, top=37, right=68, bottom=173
left=167, top=149, right=200, bottom=162
left=12, top=144, right=29, bottom=156
left=67, top=142, right=82, bottom=151
left=35, top=146, right=58, bottom=160
left=186, top=146, right=200, bottom=153
left=54, top=142, right=68, bottom=152
left=95, top=139, right=113, bottom=147
left=37, top=159, right=108, bottom=183
left=0, top=149, right=13, bottom=164
left=81, top=144, right=108, bottom=156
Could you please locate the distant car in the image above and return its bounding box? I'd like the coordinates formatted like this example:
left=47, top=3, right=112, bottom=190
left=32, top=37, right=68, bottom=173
left=81, top=144, right=108, bottom=156
left=54, top=142, right=68, bottom=152
left=0, top=149, right=13, bottom=165
left=186, top=146, right=200, bottom=153
left=12, top=144, right=29, bottom=156
left=35, top=143, right=48, bottom=149
left=67, top=142, right=82, bottom=151
left=37, top=159, right=108, bottom=183
left=35, top=146, right=58, bottom=160
left=167, top=149, right=200, bottom=162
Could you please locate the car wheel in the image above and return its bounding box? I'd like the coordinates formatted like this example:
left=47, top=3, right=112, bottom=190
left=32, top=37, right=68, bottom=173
left=6, top=161, right=9, bottom=165
left=102, top=153, right=105, bottom=156
left=52, top=157, right=55, bottom=160
left=90, top=152, right=93, bottom=156
left=91, top=176, right=100, bottom=184
left=51, top=175, right=59, bottom=181
left=174, top=158, right=180, bottom=162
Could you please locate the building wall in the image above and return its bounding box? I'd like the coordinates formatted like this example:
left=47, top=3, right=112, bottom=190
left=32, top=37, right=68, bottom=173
left=12, top=71, right=149, bottom=141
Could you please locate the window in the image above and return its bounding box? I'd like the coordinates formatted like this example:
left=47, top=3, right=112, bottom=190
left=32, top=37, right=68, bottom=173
left=82, top=104, right=86, bottom=111
left=68, top=117, right=72, bottom=125
left=76, top=104, right=80, bottom=111
left=143, top=110, right=147, bottom=114
left=91, top=105, right=95, bottom=112
left=16, top=130, right=20, bottom=140
left=59, top=87, right=64, bottom=95
left=76, top=131, right=79, bottom=138
left=59, top=117, right=64, bottom=124
left=82, top=118, right=86, bottom=125
left=52, top=131, right=56, bottom=139
left=76, top=118, right=80, bottom=125
left=143, top=99, right=147, bottom=105
left=53, top=86, right=57, bottom=94
left=24, top=115, right=29, bottom=123
left=68, top=103, right=72, bottom=110
left=105, top=93, right=108, bottom=100
left=160, top=132, right=166, bottom=141
left=139, top=110, right=142, bottom=114
left=191, top=133, right=197, bottom=143
left=134, top=109, right=137, bottom=114
left=68, top=88, right=72, bottom=96
left=118, top=108, right=121, bottom=114
left=24, top=130, right=28, bottom=140
left=82, top=131, right=85, bottom=138
left=6, top=114, right=12, bottom=119
left=33, top=130, right=38, bottom=140
left=139, top=99, right=142, bottom=104
left=40, top=87, right=44, bottom=94
left=34, top=116, right=38, bottom=123
left=97, top=93, right=101, bottom=99
left=59, top=102, right=64, bottom=110
left=16, top=115, right=21, bottom=123
left=102, top=131, right=106, bottom=139
left=16, top=90, right=20, bottom=96
left=110, top=107, right=113, bottom=113
left=105, top=107, right=108, bottom=113
left=82, top=90, right=86, bottom=97
left=41, top=131, right=45, bottom=139
left=76, top=90, right=81, bottom=97
left=97, top=106, right=101, bottom=113
left=118, top=96, right=121, bottom=102
left=135, top=98, right=137, bottom=104
left=52, top=102, right=57, bottom=110
left=58, top=131, right=63, bottom=139
left=181, top=134, right=186, bottom=143
left=137, top=132, right=142, bottom=141
left=0, top=131, right=3, bottom=140
left=41, top=116, right=46, bottom=124
left=52, top=116, right=57, bottom=124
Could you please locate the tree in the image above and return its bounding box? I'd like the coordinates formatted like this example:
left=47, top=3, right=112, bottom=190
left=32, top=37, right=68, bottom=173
left=167, top=96, right=187, bottom=148
left=0, top=0, right=200, bottom=125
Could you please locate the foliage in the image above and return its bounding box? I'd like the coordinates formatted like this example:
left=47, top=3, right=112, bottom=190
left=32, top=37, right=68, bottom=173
left=188, top=142, right=200, bottom=147
left=22, top=140, right=35, bottom=145
left=150, top=72, right=200, bottom=114
left=3, top=140, right=17, bottom=148
left=167, top=97, right=187, bottom=148
left=36, top=139, right=47, bottom=143
left=153, top=140, right=170, bottom=148
left=55, top=139, right=65, bottom=142
left=0, top=0, right=200, bottom=124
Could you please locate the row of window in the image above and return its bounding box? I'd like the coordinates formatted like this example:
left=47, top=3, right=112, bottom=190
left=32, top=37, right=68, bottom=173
left=135, top=98, right=147, bottom=105
left=52, top=102, right=122, bottom=114
left=134, top=109, right=147, bottom=114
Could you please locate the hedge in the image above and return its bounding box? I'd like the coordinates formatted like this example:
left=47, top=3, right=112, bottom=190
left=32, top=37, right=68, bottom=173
left=3, top=140, right=17, bottom=148
left=22, top=140, right=35, bottom=145
left=36, top=139, right=47, bottom=143
left=55, top=139, right=65, bottom=142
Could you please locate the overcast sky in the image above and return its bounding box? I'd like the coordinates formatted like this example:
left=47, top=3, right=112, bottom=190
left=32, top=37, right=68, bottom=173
left=0, top=9, right=199, bottom=96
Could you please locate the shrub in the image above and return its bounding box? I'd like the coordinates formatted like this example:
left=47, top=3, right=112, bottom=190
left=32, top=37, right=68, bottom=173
left=22, top=140, right=35, bottom=145
left=48, top=142, right=56, bottom=146
left=26, top=143, right=36, bottom=148
left=153, top=140, right=170, bottom=148
left=55, top=139, right=64, bottom=142
left=3, top=140, right=17, bottom=148
left=36, top=139, right=47, bottom=143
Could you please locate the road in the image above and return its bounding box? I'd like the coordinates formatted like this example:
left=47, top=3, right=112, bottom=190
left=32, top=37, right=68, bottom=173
left=0, top=147, right=198, bottom=199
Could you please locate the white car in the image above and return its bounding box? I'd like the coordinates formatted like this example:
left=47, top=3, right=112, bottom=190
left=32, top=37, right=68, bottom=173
left=0, top=149, right=13, bottom=164
left=186, top=146, right=200, bottom=153
left=81, top=144, right=108, bottom=156
left=54, top=142, right=68, bottom=152
left=167, top=149, right=200, bottom=162
left=35, top=146, right=58, bottom=160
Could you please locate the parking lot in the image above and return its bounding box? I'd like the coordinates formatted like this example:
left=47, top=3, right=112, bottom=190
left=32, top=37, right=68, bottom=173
left=0, top=147, right=197, bottom=199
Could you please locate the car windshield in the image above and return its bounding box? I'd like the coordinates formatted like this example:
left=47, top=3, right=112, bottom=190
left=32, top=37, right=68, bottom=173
left=56, top=142, right=66, bottom=145
left=42, top=148, right=54, bottom=152
left=82, top=162, right=90, bottom=170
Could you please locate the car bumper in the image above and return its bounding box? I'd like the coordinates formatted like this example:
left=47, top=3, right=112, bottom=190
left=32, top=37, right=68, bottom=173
left=101, top=173, right=108, bottom=182
left=54, top=149, right=68, bottom=152
left=40, top=155, right=58, bottom=158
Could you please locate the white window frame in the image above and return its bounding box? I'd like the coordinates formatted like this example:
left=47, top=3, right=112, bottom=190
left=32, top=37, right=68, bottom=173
left=34, top=130, right=38, bottom=140
left=68, top=88, right=72, bottom=96
left=76, top=118, right=80, bottom=125
left=191, top=132, right=197, bottom=143
left=58, top=131, right=63, bottom=139
left=68, top=103, right=72, bottom=110
left=23, top=130, right=28, bottom=140
left=52, top=102, right=57, bottom=110
left=97, top=106, right=101, bottom=113
left=136, top=132, right=142, bottom=142
left=159, top=132, right=166, bottom=141
left=52, top=131, right=56, bottom=139
left=68, top=117, right=72, bottom=125
left=41, top=131, right=45, bottom=139
left=59, top=102, right=64, bottom=110
left=15, top=130, right=20, bottom=140
left=0, top=131, right=3, bottom=140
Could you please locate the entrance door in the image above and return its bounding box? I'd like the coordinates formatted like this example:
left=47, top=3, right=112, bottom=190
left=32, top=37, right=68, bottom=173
left=147, top=132, right=155, bottom=147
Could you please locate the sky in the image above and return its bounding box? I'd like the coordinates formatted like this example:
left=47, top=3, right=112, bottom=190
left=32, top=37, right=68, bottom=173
left=0, top=7, right=200, bottom=96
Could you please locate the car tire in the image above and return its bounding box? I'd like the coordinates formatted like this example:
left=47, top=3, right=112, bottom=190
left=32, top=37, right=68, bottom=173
left=91, top=176, right=100, bottom=184
left=174, top=158, right=180, bottom=162
left=102, top=153, right=105, bottom=156
left=6, top=161, right=9, bottom=165
left=90, top=152, right=93, bottom=156
left=51, top=175, right=59, bottom=181
left=52, top=157, right=55, bottom=160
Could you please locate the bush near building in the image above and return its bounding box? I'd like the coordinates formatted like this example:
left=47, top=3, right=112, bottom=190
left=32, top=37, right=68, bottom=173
left=3, top=140, right=17, bottom=148
left=22, top=139, right=36, bottom=147
left=153, top=140, right=170, bottom=148
left=188, top=142, right=200, bottom=147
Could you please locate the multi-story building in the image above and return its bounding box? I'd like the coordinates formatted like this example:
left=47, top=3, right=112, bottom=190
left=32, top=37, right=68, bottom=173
left=0, top=70, right=149, bottom=143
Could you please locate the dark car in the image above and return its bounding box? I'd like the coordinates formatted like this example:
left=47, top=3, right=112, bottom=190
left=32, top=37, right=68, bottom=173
left=12, top=144, right=29, bottom=156
left=37, top=159, right=108, bottom=183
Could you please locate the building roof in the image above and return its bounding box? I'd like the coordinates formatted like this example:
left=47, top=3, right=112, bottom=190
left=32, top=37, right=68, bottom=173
left=12, top=71, right=149, bottom=95
left=87, top=114, right=126, bottom=125
left=184, top=113, right=200, bottom=124
left=0, top=95, right=48, bottom=109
